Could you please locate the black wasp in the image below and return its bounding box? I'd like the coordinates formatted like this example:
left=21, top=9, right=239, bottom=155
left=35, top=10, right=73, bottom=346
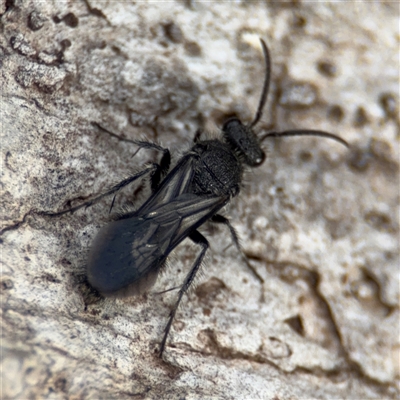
left=44, top=39, right=348, bottom=357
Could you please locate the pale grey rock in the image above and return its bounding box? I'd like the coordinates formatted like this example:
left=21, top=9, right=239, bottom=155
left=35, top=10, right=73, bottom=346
left=1, top=1, right=399, bottom=399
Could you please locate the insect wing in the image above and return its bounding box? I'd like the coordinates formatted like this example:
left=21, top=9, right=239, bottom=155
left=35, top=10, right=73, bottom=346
left=87, top=193, right=228, bottom=297
left=86, top=155, right=198, bottom=296
left=144, top=193, right=229, bottom=249
left=140, top=153, right=197, bottom=213
left=87, top=216, right=170, bottom=297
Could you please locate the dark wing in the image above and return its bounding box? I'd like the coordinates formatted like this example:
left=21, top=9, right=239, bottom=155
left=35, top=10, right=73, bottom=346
left=139, top=153, right=198, bottom=213
left=87, top=193, right=229, bottom=298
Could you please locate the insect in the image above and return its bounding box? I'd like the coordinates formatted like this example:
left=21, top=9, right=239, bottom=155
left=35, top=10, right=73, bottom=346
left=43, top=39, right=348, bottom=357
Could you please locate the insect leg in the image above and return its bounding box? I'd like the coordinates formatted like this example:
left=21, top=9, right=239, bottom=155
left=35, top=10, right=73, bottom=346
left=159, top=230, right=209, bottom=357
left=93, top=122, right=171, bottom=193
left=40, top=164, right=158, bottom=217
left=107, top=142, right=170, bottom=213
left=193, top=129, right=203, bottom=143
left=211, top=214, right=264, bottom=283
left=143, top=144, right=170, bottom=193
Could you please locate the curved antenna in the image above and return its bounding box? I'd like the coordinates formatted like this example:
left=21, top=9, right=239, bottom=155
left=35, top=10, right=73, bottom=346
left=248, top=38, right=271, bottom=129
left=260, top=129, right=349, bottom=148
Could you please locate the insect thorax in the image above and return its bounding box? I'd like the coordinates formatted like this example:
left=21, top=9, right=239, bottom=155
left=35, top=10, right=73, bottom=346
left=191, top=140, right=242, bottom=198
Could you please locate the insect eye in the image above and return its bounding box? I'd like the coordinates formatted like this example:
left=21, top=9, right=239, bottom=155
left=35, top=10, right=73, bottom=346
left=252, top=151, right=265, bottom=166
left=222, top=117, right=265, bottom=166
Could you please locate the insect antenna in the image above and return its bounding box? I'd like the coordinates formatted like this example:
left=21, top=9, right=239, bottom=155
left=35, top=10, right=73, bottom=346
left=260, top=129, right=349, bottom=148
left=248, top=38, right=271, bottom=129
left=246, top=40, right=348, bottom=149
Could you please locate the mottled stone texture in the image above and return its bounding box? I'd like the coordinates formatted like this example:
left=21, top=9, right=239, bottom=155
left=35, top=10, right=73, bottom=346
left=1, top=1, right=399, bottom=399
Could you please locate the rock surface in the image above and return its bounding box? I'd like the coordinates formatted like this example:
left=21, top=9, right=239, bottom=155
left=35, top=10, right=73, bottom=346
left=1, top=1, right=399, bottom=399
